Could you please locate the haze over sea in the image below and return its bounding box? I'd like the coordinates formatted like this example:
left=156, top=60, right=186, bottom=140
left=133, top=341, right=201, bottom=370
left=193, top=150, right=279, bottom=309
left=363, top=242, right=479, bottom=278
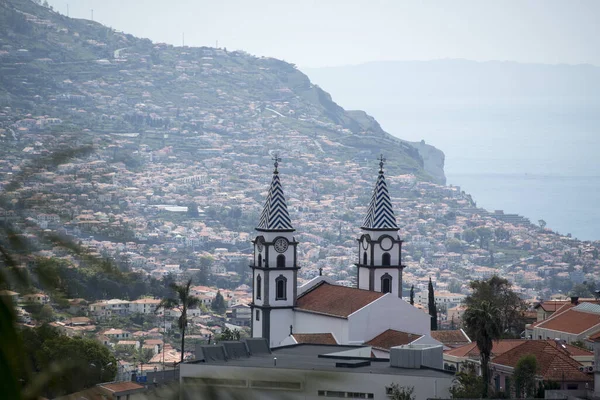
left=306, top=60, right=600, bottom=241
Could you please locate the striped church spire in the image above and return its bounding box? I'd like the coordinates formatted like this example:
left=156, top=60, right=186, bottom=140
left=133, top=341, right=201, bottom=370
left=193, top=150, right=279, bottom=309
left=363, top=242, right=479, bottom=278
left=256, top=155, right=295, bottom=232
left=362, top=155, right=398, bottom=230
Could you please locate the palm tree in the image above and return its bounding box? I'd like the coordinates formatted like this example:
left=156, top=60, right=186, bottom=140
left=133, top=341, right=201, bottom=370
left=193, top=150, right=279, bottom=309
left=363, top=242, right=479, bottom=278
left=463, top=300, right=501, bottom=398
left=156, top=279, right=200, bottom=364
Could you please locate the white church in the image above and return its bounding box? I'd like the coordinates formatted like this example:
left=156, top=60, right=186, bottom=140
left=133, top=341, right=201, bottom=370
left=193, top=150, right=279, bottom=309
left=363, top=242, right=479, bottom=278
left=250, top=156, right=441, bottom=350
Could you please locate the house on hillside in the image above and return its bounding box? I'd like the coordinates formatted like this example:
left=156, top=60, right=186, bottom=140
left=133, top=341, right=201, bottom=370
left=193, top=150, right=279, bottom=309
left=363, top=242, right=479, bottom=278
left=491, top=340, right=593, bottom=394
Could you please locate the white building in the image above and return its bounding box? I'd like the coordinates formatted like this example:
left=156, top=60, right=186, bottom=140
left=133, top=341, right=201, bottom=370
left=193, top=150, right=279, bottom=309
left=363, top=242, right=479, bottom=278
left=250, top=158, right=436, bottom=348
left=180, top=339, right=454, bottom=400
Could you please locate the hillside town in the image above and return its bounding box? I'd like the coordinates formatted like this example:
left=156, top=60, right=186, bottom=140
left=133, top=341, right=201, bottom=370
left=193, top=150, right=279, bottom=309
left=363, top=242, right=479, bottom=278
left=1, top=0, right=600, bottom=399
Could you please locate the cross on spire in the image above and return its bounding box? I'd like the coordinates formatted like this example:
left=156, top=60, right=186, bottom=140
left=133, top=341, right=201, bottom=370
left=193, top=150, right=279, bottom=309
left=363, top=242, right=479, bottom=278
left=257, top=156, right=294, bottom=231
left=378, top=154, right=386, bottom=174
left=362, top=155, right=398, bottom=230
left=273, top=153, right=282, bottom=174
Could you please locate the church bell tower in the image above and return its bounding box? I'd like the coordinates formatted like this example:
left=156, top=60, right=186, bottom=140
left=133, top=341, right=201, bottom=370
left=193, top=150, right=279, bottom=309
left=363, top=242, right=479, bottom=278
left=356, top=155, right=405, bottom=297
left=250, top=155, right=298, bottom=347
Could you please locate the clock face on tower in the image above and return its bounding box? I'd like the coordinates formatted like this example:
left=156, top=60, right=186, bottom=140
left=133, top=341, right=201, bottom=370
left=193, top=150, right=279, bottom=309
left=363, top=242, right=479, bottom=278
left=274, top=237, right=289, bottom=253
left=380, top=236, right=393, bottom=251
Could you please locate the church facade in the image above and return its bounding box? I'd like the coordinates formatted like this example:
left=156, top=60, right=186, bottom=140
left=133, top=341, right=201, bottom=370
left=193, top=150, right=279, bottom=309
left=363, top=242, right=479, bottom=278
left=249, top=157, right=434, bottom=348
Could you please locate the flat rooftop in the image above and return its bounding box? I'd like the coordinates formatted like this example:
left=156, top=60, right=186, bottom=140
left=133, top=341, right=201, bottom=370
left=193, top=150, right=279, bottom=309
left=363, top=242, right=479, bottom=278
left=187, top=340, right=452, bottom=378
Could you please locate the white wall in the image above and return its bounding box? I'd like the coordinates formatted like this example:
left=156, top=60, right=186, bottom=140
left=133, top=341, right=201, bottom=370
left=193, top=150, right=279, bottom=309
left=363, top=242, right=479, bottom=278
left=253, top=309, right=262, bottom=338
left=358, top=267, right=370, bottom=290
left=270, top=309, right=295, bottom=347
left=293, top=311, right=349, bottom=344
left=349, top=295, right=430, bottom=343
left=268, top=269, right=295, bottom=307
left=180, top=363, right=453, bottom=400
left=373, top=269, right=400, bottom=295
left=253, top=270, right=264, bottom=306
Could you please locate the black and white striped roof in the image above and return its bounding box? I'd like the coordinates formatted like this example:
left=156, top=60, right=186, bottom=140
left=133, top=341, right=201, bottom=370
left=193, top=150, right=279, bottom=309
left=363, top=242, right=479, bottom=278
left=256, top=165, right=294, bottom=232
left=362, top=166, right=398, bottom=231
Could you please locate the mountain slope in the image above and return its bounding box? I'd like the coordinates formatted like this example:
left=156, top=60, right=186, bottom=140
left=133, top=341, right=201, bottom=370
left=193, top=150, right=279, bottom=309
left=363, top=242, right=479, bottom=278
left=0, top=0, right=444, bottom=183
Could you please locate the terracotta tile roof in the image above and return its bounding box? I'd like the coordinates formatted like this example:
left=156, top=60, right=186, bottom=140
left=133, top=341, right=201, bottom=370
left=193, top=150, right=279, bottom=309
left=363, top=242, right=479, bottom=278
left=292, top=333, right=338, bottom=345
left=445, top=339, right=526, bottom=358
left=365, top=329, right=422, bottom=350
left=448, top=339, right=592, bottom=359
left=535, top=309, right=600, bottom=334
left=588, top=331, right=600, bottom=342
left=295, top=282, right=385, bottom=318
left=430, top=330, right=471, bottom=348
left=492, top=341, right=593, bottom=382
left=100, top=381, right=145, bottom=393
left=535, top=301, right=570, bottom=311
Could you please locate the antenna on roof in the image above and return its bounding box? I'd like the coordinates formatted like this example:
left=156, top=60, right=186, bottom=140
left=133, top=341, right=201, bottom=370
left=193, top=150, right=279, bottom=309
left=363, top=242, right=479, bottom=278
left=90, top=9, right=93, bottom=21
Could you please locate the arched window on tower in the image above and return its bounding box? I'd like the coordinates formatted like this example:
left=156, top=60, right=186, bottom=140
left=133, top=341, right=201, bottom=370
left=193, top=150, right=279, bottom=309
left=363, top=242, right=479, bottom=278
left=275, top=275, right=287, bottom=300
left=256, top=275, right=262, bottom=300
left=256, top=309, right=260, bottom=321
left=277, top=254, right=286, bottom=269
left=363, top=252, right=367, bottom=265
left=381, top=273, right=392, bottom=294
left=382, top=252, right=391, bottom=266
left=258, top=254, right=262, bottom=268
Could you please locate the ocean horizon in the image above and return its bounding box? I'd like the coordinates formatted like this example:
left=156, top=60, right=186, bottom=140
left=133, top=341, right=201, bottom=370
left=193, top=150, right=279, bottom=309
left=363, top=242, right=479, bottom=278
left=447, top=172, right=600, bottom=241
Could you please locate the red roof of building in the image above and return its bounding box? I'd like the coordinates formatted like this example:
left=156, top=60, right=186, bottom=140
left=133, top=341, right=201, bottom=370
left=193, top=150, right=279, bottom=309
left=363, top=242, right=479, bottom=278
left=446, top=339, right=592, bottom=359
left=365, top=329, right=422, bottom=350
left=535, top=309, right=600, bottom=335
left=588, top=331, right=600, bottom=342
left=492, top=341, right=593, bottom=382
left=430, top=330, right=471, bottom=348
left=100, top=382, right=145, bottom=393
left=446, top=339, right=525, bottom=358
left=292, top=333, right=338, bottom=345
left=295, top=282, right=385, bottom=318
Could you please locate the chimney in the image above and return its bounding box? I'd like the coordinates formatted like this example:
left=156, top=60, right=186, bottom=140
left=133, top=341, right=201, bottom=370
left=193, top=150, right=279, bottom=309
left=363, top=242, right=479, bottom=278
left=570, top=296, right=579, bottom=305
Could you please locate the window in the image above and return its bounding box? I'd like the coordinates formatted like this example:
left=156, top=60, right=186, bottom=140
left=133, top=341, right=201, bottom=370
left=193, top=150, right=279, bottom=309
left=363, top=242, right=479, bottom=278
left=277, top=254, right=286, bottom=268
left=256, top=275, right=262, bottom=300
left=382, top=252, right=391, bottom=266
left=256, top=309, right=260, bottom=321
left=318, top=391, right=373, bottom=398
left=258, top=254, right=262, bottom=268
left=251, top=380, right=302, bottom=390
left=363, top=252, right=367, bottom=265
left=381, top=273, right=392, bottom=294
left=276, top=275, right=287, bottom=300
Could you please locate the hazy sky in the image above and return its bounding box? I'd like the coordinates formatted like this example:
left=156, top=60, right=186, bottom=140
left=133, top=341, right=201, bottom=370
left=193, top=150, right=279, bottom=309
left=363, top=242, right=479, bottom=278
left=47, top=0, right=600, bottom=68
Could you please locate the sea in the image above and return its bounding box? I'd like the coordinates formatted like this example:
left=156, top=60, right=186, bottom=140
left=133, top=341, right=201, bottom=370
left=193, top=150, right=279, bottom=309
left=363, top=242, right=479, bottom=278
left=383, top=99, right=600, bottom=241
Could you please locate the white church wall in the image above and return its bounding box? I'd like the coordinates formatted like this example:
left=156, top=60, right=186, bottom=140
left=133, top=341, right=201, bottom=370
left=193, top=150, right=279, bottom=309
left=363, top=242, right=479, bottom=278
left=253, top=270, right=264, bottom=306
left=297, top=276, right=337, bottom=297
left=253, top=309, right=262, bottom=338
left=270, top=308, right=296, bottom=348
left=373, top=244, right=400, bottom=266
left=358, top=268, right=370, bottom=289
left=268, top=269, right=295, bottom=307
left=293, top=311, right=349, bottom=344
left=373, top=269, right=400, bottom=295
left=348, top=295, right=430, bottom=343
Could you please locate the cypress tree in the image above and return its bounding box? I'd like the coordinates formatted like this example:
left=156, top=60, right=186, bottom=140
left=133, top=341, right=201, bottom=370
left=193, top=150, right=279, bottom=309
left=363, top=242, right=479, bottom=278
left=428, top=277, right=438, bottom=331
left=409, top=285, right=415, bottom=306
